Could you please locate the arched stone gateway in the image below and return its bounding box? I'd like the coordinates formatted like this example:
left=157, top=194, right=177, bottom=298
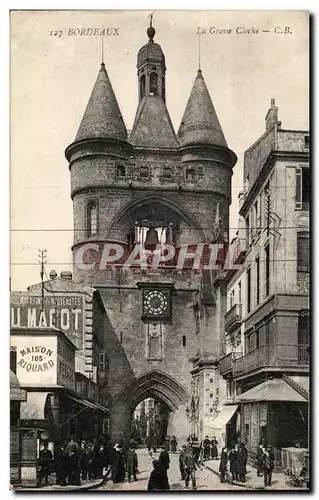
left=110, top=370, right=191, bottom=445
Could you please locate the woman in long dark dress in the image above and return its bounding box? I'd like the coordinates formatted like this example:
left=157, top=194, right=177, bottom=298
left=111, top=444, right=125, bottom=484
left=211, top=437, right=218, bottom=460
left=219, top=447, right=228, bottom=483
left=147, top=460, right=170, bottom=491
left=170, top=436, right=178, bottom=453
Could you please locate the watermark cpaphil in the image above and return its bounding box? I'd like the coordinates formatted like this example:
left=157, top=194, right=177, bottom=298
left=74, top=242, right=243, bottom=271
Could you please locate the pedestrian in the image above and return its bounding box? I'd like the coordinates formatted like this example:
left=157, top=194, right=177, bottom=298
left=256, top=442, right=264, bottom=477
left=54, top=442, right=67, bottom=486
left=146, top=433, right=153, bottom=457
left=183, top=446, right=197, bottom=490
left=94, top=444, right=105, bottom=479
left=179, top=444, right=187, bottom=480
left=202, top=435, right=211, bottom=461
left=219, top=447, right=228, bottom=483
left=158, top=443, right=170, bottom=471
left=86, top=442, right=95, bottom=480
left=228, top=446, right=239, bottom=481
left=237, top=442, right=248, bottom=483
left=111, top=443, right=126, bottom=484
left=38, top=442, right=53, bottom=486
left=80, top=440, right=89, bottom=481
left=152, top=434, right=158, bottom=453
left=147, top=460, right=170, bottom=491
left=211, top=436, right=218, bottom=460
left=262, top=445, right=275, bottom=488
left=164, top=435, right=170, bottom=451
left=170, top=435, right=178, bottom=453
left=126, top=442, right=138, bottom=483
left=66, top=437, right=80, bottom=485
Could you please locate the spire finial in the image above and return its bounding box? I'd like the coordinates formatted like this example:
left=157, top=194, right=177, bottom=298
left=101, top=36, right=104, bottom=65
left=147, top=11, right=156, bottom=41
left=198, top=33, right=201, bottom=72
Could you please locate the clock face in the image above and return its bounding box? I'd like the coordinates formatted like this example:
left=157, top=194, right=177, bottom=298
left=144, top=290, right=168, bottom=317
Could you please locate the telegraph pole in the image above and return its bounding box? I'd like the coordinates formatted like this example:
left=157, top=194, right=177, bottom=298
left=38, top=249, right=47, bottom=313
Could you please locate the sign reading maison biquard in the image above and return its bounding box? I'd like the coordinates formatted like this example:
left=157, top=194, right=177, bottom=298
left=10, top=293, right=85, bottom=349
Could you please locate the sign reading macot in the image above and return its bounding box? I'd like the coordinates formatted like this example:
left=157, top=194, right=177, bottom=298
left=11, top=293, right=85, bottom=349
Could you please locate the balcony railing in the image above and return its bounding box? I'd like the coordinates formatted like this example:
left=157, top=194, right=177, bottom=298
left=233, top=344, right=309, bottom=377
left=225, top=303, right=242, bottom=331
left=219, top=352, right=242, bottom=375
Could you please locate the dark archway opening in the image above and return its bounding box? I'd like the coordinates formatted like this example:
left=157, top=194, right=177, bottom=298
left=131, top=397, right=171, bottom=449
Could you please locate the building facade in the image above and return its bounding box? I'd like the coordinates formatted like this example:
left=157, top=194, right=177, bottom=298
left=217, top=99, right=310, bottom=466
left=64, top=22, right=237, bottom=443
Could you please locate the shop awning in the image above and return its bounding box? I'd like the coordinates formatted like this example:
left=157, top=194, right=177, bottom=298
left=66, top=393, right=108, bottom=413
left=20, top=392, right=51, bottom=420
left=207, top=405, right=238, bottom=431
left=285, top=375, right=309, bottom=400
left=237, top=378, right=307, bottom=403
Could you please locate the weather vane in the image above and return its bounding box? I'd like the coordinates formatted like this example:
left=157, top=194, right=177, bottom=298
left=148, top=11, right=155, bottom=28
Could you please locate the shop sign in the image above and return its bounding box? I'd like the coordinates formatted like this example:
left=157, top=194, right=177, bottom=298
left=10, top=388, right=27, bottom=401
left=13, top=336, right=57, bottom=386
left=11, top=293, right=85, bottom=349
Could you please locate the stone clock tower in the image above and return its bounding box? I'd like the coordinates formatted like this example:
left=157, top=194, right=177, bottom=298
left=65, top=22, right=237, bottom=443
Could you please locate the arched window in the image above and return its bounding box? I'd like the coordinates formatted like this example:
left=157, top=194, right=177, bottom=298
left=150, top=72, right=158, bottom=95
left=87, top=201, right=97, bottom=237
left=140, top=74, right=146, bottom=99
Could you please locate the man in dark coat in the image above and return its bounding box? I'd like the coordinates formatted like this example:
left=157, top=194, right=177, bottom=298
left=54, top=443, right=67, bottom=486
left=237, top=442, right=248, bottom=482
left=262, top=446, right=275, bottom=488
left=202, top=436, right=211, bottom=461
left=86, top=442, right=95, bottom=480
left=80, top=441, right=89, bottom=481
left=228, top=446, right=239, bottom=481
left=38, top=442, right=53, bottom=486
left=179, top=444, right=187, bottom=480
left=256, top=442, right=264, bottom=477
left=170, top=435, right=178, bottom=453
left=211, top=437, right=218, bottom=460
left=66, top=438, right=80, bottom=485
left=126, top=443, right=138, bottom=483
left=183, top=446, right=197, bottom=490
left=219, top=447, right=228, bottom=483
left=147, top=460, right=170, bottom=491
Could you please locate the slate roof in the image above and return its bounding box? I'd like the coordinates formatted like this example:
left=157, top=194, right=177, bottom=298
left=178, top=70, right=227, bottom=148
left=130, top=95, right=179, bottom=149
left=75, top=63, right=127, bottom=142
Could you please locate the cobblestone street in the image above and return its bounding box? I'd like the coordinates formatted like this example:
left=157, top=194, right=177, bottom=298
left=98, top=448, right=246, bottom=491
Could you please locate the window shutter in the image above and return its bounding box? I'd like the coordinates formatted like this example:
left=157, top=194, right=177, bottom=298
left=295, top=167, right=302, bottom=210
left=297, top=234, right=309, bottom=272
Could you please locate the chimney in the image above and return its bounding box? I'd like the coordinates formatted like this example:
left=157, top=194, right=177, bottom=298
left=49, top=270, right=58, bottom=280
left=265, top=98, right=278, bottom=130
left=60, top=271, right=72, bottom=281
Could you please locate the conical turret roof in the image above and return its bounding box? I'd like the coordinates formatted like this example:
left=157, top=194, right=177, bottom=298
left=75, top=63, right=127, bottom=142
left=178, top=70, right=227, bottom=148
left=130, top=95, right=179, bottom=149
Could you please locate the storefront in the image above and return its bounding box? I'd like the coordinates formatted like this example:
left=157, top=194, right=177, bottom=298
left=10, top=370, right=26, bottom=487
left=206, top=405, right=239, bottom=453
left=237, top=377, right=308, bottom=468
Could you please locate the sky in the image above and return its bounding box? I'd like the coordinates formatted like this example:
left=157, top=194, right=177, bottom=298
left=10, top=10, right=309, bottom=291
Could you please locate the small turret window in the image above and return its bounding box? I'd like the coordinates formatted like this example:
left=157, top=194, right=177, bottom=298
left=140, top=74, right=146, bottom=99
left=185, top=168, right=195, bottom=182
left=150, top=72, right=158, bottom=95
left=87, top=200, right=97, bottom=237
left=140, top=166, right=149, bottom=179
left=162, top=77, right=165, bottom=101
left=162, top=166, right=172, bottom=179
left=117, top=164, right=126, bottom=177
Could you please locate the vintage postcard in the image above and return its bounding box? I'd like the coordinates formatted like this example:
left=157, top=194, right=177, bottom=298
left=10, top=10, right=310, bottom=491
